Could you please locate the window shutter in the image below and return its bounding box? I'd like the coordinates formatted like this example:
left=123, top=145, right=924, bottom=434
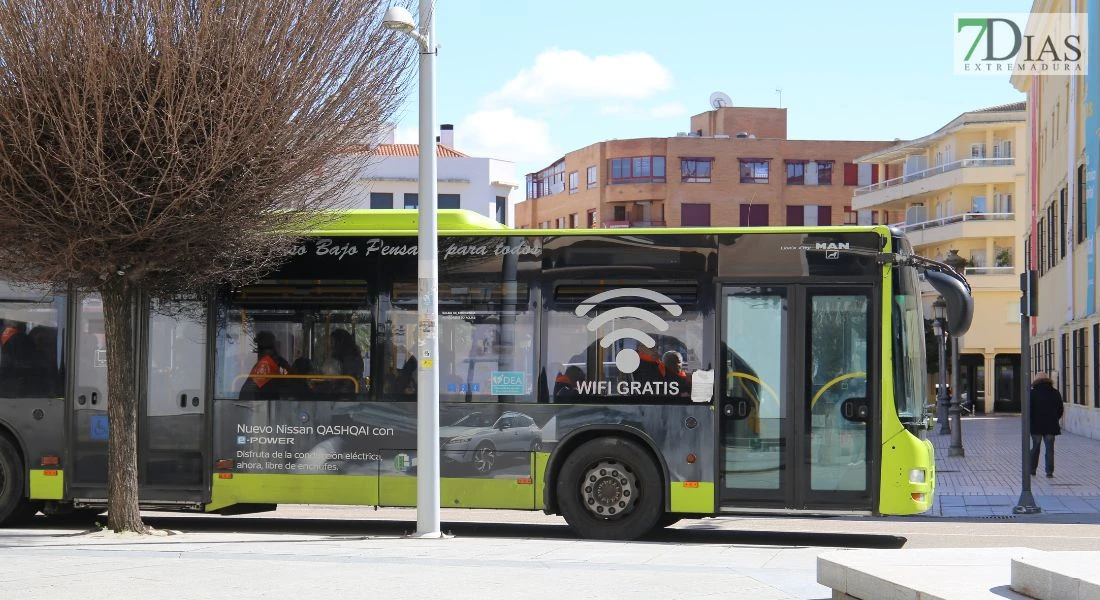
left=844, top=163, right=859, bottom=186
left=786, top=206, right=803, bottom=225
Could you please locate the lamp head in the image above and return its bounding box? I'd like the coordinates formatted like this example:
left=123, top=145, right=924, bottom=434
left=932, top=297, right=948, bottom=323
left=383, top=6, right=416, bottom=33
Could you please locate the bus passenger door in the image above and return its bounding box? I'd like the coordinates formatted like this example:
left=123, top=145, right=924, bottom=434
left=719, top=286, right=790, bottom=508
left=719, top=285, right=873, bottom=512
left=70, top=295, right=109, bottom=494
left=141, top=298, right=206, bottom=501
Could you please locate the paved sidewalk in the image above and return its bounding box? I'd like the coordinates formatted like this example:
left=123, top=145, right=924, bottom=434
left=927, top=414, right=1100, bottom=517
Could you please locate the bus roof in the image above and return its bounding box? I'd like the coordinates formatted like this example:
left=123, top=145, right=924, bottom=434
left=310, top=208, right=893, bottom=239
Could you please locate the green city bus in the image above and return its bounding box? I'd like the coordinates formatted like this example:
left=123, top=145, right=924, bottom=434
left=0, top=209, right=972, bottom=539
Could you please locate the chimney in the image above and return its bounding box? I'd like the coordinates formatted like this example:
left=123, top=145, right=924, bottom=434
left=439, top=123, right=454, bottom=148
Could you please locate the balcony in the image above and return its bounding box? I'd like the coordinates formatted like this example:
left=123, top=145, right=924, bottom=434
left=894, top=212, right=1017, bottom=247
left=852, top=158, right=1017, bottom=209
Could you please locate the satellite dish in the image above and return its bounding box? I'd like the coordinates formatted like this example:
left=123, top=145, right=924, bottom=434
left=709, top=91, right=732, bottom=109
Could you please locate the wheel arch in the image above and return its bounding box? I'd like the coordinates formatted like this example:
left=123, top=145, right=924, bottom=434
left=0, top=417, right=28, bottom=475
left=542, top=424, right=669, bottom=515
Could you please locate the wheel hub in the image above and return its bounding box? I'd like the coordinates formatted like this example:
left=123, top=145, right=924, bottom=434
left=580, top=460, right=636, bottom=518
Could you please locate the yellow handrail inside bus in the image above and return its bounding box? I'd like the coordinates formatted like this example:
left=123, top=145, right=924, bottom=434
left=727, top=371, right=780, bottom=434
left=232, top=373, right=361, bottom=393
left=811, top=371, right=867, bottom=408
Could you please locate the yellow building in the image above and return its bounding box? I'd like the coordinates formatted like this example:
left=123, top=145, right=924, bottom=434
left=853, top=103, right=1028, bottom=414
left=1011, top=1, right=1099, bottom=438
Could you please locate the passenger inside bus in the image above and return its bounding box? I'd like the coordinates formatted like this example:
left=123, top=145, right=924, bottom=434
left=0, top=320, right=35, bottom=397
left=325, top=328, right=364, bottom=397
left=239, top=331, right=291, bottom=400
left=662, top=351, right=691, bottom=398
left=553, top=365, right=585, bottom=400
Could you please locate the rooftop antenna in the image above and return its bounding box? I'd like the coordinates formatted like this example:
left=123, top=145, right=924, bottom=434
left=775, top=88, right=783, bottom=108
left=709, top=91, right=732, bottom=109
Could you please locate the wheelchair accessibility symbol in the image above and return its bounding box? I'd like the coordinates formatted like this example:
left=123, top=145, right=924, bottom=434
left=90, top=415, right=109, bottom=440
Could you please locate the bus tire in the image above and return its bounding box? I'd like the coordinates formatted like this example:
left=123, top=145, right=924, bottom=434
left=0, top=435, right=35, bottom=526
left=656, top=514, right=682, bottom=529
left=556, top=437, right=662, bottom=540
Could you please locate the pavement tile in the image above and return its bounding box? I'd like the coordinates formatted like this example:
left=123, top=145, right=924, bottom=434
left=929, top=415, right=1100, bottom=518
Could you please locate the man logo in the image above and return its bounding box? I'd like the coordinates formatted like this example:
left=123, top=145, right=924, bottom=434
left=575, top=287, right=682, bottom=373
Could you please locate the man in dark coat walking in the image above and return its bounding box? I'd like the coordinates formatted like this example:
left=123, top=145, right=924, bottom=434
left=1030, top=372, right=1065, bottom=478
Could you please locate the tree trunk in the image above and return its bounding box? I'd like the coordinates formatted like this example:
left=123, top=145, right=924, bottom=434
left=101, top=280, right=146, bottom=533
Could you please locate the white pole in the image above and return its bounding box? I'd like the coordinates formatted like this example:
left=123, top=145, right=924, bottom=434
left=414, top=0, right=441, bottom=538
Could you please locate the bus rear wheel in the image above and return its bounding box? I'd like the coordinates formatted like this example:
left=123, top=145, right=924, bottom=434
left=0, top=435, right=36, bottom=526
left=556, top=437, right=662, bottom=540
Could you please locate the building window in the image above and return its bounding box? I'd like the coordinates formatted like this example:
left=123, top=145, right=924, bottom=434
left=1047, top=203, right=1056, bottom=269
left=404, top=193, right=418, bottom=209
left=369, top=192, right=393, bottom=209
left=568, top=171, right=579, bottom=194
left=816, top=161, right=834, bottom=185
left=527, top=159, right=566, bottom=199
left=495, top=196, right=506, bottom=224
left=1060, top=187, right=1067, bottom=258
left=786, top=205, right=832, bottom=226
left=680, top=158, right=713, bottom=183
left=739, top=159, right=769, bottom=184
left=785, top=161, right=805, bottom=185
left=1062, top=332, right=1070, bottom=400
left=609, top=156, right=666, bottom=183
left=1074, top=327, right=1087, bottom=405
left=613, top=206, right=627, bottom=221
left=568, top=213, right=578, bottom=228
left=843, top=206, right=858, bottom=225
left=438, top=194, right=460, bottom=209
left=1078, top=164, right=1088, bottom=243
left=587, top=165, right=598, bottom=189
left=587, top=209, right=598, bottom=228
left=1093, top=324, right=1100, bottom=408
left=843, top=163, right=879, bottom=186
left=857, top=209, right=879, bottom=225
left=739, top=204, right=768, bottom=226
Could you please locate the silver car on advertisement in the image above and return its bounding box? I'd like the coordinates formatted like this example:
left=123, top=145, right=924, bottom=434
left=441, top=411, right=541, bottom=474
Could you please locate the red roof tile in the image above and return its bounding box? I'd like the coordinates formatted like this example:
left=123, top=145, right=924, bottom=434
left=370, top=143, right=467, bottom=158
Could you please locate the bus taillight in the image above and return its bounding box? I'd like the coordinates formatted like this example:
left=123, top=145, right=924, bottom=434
left=40, top=455, right=59, bottom=467
left=215, top=459, right=233, bottom=470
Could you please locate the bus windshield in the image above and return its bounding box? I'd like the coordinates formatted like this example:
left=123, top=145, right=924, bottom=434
left=893, top=262, right=930, bottom=426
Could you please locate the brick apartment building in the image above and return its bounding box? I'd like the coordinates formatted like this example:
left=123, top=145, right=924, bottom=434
left=516, top=106, right=901, bottom=229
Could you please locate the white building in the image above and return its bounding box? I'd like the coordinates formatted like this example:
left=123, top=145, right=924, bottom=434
left=345, top=124, right=520, bottom=226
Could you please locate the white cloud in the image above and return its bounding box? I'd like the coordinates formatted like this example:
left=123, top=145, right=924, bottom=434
left=486, top=49, right=673, bottom=105
left=455, top=108, right=558, bottom=165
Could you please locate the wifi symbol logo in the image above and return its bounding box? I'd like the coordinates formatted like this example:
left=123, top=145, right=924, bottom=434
left=575, top=287, right=682, bottom=374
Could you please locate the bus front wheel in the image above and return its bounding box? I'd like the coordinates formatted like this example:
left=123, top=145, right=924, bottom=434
left=556, top=437, right=662, bottom=540
left=0, top=435, right=36, bottom=526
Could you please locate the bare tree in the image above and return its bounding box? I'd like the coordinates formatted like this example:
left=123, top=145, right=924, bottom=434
left=0, top=0, right=415, bottom=532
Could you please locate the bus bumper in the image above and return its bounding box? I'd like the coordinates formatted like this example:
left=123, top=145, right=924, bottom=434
left=878, top=430, right=935, bottom=515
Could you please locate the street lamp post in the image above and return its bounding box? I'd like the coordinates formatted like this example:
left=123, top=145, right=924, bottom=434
left=941, top=249, right=968, bottom=454
left=947, top=334, right=964, bottom=456
left=933, top=299, right=951, bottom=436
left=383, top=2, right=441, bottom=538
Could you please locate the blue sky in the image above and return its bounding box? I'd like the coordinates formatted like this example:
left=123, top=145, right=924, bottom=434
left=391, top=1, right=1032, bottom=179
